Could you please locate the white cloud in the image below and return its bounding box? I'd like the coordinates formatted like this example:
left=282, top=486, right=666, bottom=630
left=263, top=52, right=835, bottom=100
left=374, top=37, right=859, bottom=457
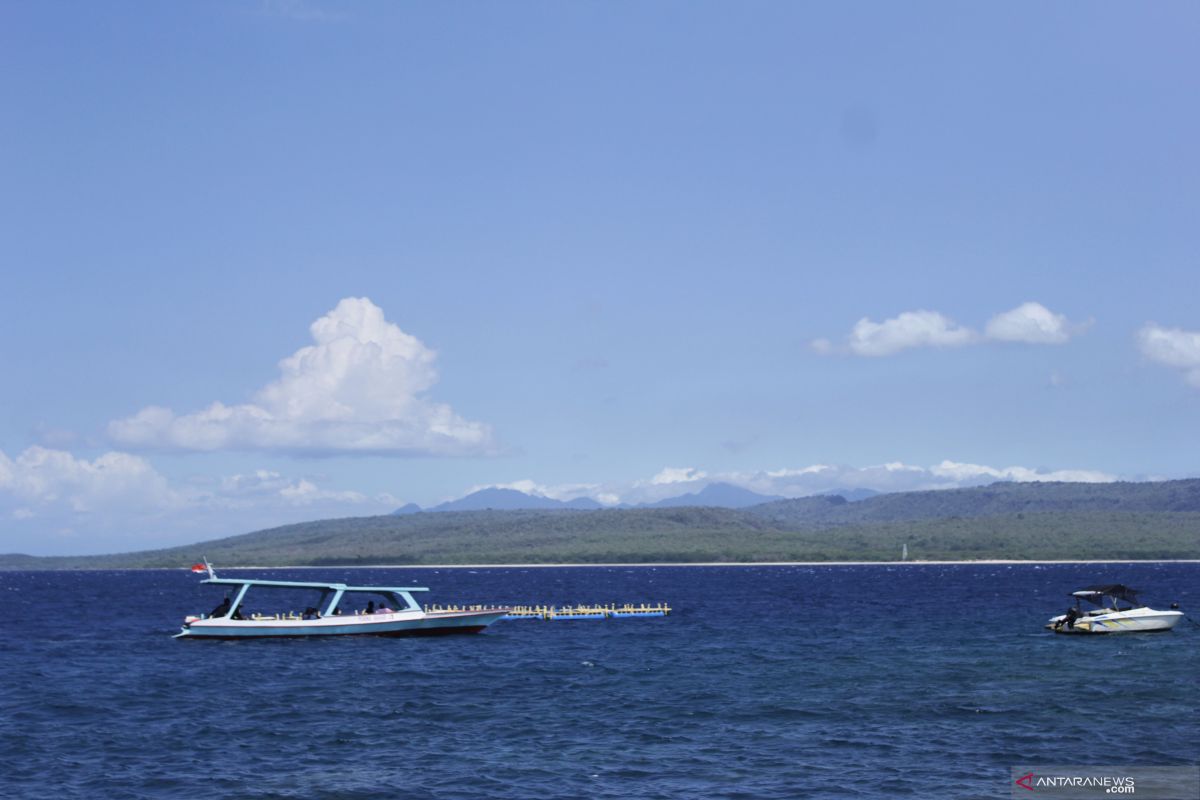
left=470, top=479, right=553, bottom=498
left=216, top=469, right=368, bottom=506
left=721, top=462, right=947, bottom=496
left=0, top=447, right=389, bottom=519
left=0, top=446, right=181, bottom=514
left=0, top=445, right=402, bottom=553
left=766, top=464, right=834, bottom=479
left=108, top=297, right=495, bottom=455
left=460, top=479, right=608, bottom=504
left=817, top=302, right=1083, bottom=356
left=531, top=460, right=1122, bottom=507
left=985, top=302, right=1079, bottom=344
left=846, top=310, right=977, bottom=356
left=278, top=479, right=367, bottom=505
left=928, top=460, right=1115, bottom=484
left=650, top=467, right=708, bottom=485
left=1137, top=323, right=1200, bottom=388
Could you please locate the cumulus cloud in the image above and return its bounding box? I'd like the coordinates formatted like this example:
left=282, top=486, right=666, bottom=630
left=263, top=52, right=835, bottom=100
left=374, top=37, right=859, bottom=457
left=985, top=302, right=1081, bottom=344
left=927, top=460, right=1115, bottom=484
left=216, top=469, right=368, bottom=506
left=108, top=297, right=495, bottom=455
left=0, top=446, right=180, bottom=514
left=846, top=310, right=976, bottom=356
left=816, top=302, right=1083, bottom=356
left=0, top=448, right=387, bottom=519
left=1137, top=323, right=1200, bottom=388
left=0, top=445, right=401, bottom=553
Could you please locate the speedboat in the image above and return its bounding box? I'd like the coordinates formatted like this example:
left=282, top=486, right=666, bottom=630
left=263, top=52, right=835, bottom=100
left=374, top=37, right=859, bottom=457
left=175, top=562, right=508, bottom=640
left=1045, top=584, right=1183, bottom=635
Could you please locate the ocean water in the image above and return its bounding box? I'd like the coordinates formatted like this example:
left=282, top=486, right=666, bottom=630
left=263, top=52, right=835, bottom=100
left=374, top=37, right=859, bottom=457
left=1, top=563, right=1196, bottom=799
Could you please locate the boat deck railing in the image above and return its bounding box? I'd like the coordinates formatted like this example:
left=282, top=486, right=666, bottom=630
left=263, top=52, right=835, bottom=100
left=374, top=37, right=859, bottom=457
left=424, top=603, right=672, bottom=620
left=194, top=603, right=671, bottom=621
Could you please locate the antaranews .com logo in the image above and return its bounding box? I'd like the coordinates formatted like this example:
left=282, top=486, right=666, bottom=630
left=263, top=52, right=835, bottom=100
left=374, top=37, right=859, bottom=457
left=1015, top=772, right=1135, bottom=794
left=1011, top=766, right=1199, bottom=799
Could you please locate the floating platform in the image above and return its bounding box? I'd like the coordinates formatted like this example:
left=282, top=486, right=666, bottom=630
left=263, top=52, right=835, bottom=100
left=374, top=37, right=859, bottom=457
left=423, top=603, right=671, bottom=621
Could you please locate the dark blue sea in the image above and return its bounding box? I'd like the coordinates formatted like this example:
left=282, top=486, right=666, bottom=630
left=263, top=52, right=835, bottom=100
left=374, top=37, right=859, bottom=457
left=1, top=564, right=1197, bottom=799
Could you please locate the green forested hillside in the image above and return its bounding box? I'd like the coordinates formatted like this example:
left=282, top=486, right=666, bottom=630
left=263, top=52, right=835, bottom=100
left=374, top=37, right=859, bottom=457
left=749, top=479, right=1200, bottom=526
left=2, top=480, right=1199, bottom=569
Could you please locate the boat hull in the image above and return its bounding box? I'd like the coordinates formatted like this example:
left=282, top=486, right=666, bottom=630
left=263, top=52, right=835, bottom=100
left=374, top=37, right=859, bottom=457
left=175, top=609, right=506, bottom=640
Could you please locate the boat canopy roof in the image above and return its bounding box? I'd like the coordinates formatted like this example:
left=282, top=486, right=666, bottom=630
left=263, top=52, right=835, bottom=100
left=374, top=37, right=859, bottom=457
left=201, top=577, right=429, bottom=594
left=1071, top=584, right=1139, bottom=605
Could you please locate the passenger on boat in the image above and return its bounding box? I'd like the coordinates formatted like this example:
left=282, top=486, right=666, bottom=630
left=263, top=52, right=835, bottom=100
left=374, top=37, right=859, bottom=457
left=210, top=597, right=232, bottom=618
left=1054, top=606, right=1080, bottom=631
left=376, top=604, right=393, bottom=614
left=302, top=606, right=321, bottom=620
left=365, top=600, right=376, bottom=614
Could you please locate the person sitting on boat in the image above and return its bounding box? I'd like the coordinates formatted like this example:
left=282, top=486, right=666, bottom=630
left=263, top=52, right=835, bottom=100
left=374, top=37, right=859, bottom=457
left=1055, top=606, right=1080, bottom=631
left=209, top=597, right=232, bottom=618
left=364, top=600, right=375, bottom=614
left=375, top=603, right=393, bottom=614
left=302, top=606, right=321, bottom=620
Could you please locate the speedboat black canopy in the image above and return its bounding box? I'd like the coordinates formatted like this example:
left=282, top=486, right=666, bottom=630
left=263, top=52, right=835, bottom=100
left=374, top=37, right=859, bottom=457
left=1071, top=584, right=1140, bottom=606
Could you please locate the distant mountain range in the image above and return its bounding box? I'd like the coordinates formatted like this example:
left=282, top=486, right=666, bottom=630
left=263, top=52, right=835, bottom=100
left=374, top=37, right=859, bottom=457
left=394, top=487, right=603, bottom=514
left=744, top=478, right=1200, bottom=527
left=5, top=478, right=1198, bottom=568
left=394, top=482, right=828, bottom=514
left=639, top=482, right=785, bottom=508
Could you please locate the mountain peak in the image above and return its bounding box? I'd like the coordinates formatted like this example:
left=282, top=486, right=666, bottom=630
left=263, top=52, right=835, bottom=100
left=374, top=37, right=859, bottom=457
left=424, top=487, right=580, bottom=513
left=643, top=482, right=785, bottom=509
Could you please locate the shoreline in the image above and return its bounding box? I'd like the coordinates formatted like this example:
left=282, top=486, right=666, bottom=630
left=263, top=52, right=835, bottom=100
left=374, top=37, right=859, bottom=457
left=4, top=559, right=1198, bottom=571
left=209, top=559, right=1200, bottom=569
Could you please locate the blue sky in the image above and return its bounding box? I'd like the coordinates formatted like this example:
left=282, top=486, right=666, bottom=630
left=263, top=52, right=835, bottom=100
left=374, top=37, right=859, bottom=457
left=2, top=2, right=1198, bottom=555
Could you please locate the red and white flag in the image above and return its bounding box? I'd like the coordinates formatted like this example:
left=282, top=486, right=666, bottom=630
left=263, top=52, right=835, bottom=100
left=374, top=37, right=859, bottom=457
left=190, top=563, right=207, bottom=574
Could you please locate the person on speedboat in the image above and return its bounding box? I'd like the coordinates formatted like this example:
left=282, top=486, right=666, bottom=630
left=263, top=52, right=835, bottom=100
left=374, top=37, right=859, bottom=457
left=1054, top=605, right=1080, bottom=631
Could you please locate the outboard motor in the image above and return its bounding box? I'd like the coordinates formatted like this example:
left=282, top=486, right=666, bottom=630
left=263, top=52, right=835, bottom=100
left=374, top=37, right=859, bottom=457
left=1063, top=606, right=1080, bottom=630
